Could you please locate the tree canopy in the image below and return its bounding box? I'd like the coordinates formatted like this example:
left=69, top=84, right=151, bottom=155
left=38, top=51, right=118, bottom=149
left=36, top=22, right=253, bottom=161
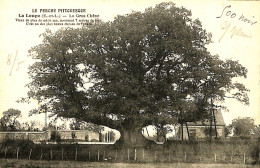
left=22, top=2, right=248, bottom=146
left=231, top=117, right=256, bottom=137
left=0, top=108, right=22, bottom=131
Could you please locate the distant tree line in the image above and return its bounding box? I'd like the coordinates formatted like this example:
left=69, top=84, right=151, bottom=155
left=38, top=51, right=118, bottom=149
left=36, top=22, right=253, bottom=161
left=0, top=108, right=102, bottom=132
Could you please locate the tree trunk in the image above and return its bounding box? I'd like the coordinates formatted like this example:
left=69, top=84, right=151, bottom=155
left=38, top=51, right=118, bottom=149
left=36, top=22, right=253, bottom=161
left=115, top=119, right=153, bottom=148
left=116, top=127, right=152, bottom=148
left=181, top=123, right=184, bottom=140
left=209, top=111, right=213, bottom=141
left=146, top=127, right=150, bottom=137
left=185, top=122, right=190, bottom=141
left=156, top=126, right=160, bottom=142
left=213, top=109, right=218, bottom=138
left=210, top=97, right=213, bottom=141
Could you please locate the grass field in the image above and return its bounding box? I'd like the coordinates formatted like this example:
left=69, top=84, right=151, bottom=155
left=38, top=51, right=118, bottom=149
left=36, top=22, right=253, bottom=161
left=0, top=159, right=258, bottom=168
left=1, top=139, right=259, bottom=164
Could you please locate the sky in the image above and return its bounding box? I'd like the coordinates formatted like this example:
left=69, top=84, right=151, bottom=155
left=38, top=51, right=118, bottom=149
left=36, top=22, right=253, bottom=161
left=0, top=0, right=259, bottom=126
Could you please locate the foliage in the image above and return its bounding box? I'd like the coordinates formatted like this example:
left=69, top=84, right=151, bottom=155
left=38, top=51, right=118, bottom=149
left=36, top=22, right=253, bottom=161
left=1, top=139, right=34, bottom=152
left=46, top=121, right=58, bottom=131
left=224, top=125, right=232, bottom=137
left=253, top=124, right=260, bottom=137
left=22, top=2, right=248, bottom=146
left=99, top=132, right=103, bottom=142
left=69, top=119, right=102, bottom=132
left=230, top=117, right=256, bottom=137
left=0, top=108, right=22, bottom=131
left=109, top=131, right=116, bottom=142
left=203, top=126, right=218, bottom=138
left=0, top=140, right=259, bottom=164
left=50, top=131, right=61, bottom=143
left=151, top=124, right=173, bottom=142
left=69, top=120, right=81, bottom=130
left=85, top=134, right=89, bottom=141
left=20, top=121, right=41, bottom=131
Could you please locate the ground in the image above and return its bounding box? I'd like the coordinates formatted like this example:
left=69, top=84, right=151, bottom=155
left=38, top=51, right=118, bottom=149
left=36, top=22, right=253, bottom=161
left=0, top=159, right=258, bottom=168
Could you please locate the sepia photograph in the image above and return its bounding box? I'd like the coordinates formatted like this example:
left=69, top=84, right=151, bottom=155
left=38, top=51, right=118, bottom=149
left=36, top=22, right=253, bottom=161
left=0, top=0, right=259, bottom=167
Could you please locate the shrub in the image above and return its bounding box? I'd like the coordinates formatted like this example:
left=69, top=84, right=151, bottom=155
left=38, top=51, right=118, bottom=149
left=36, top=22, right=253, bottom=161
left=0, top=139, right=34, bottom=156
left=85, top=135, right=89, bottom=142
left=99, top=132, right=104, bottom=142
left=50, top=131, right=61, bottom=143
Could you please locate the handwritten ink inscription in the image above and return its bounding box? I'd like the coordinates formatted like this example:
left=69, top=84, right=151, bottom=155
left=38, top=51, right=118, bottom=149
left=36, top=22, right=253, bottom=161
left=6, top=50, right=25, bottom=76
left=216, top=5, right=257, bottom=42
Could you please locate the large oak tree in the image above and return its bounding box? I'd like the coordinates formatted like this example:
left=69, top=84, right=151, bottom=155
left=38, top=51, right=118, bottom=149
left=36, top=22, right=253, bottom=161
left=23, top=2, right=248, bottom=146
